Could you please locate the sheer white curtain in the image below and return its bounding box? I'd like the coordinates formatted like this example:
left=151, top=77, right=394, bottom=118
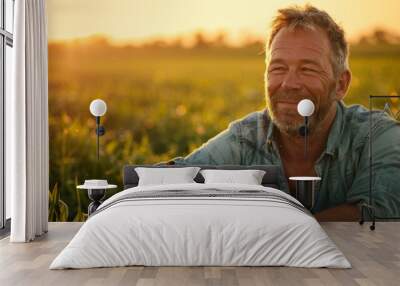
left=7, top=0, right=49, bottom=242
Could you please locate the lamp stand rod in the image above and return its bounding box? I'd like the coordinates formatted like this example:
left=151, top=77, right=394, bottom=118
left=96, top=116, right=100, bottom=161
left=304, top=116, right=308, bottom=159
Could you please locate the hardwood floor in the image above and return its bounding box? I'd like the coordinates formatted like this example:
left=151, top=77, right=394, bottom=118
left=0, top=222, right=399, bottom=286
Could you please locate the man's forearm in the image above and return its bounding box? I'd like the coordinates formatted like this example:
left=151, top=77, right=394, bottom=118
left=314, top=203, right=360, bottom=221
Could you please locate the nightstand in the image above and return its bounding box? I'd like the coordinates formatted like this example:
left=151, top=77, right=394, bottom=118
left=77, top=181, right=117, bottom=216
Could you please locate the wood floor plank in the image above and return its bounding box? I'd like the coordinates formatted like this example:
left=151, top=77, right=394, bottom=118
left=0, top=222, right=399, bottom=286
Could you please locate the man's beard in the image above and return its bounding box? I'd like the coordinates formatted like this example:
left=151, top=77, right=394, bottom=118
left=265, top=87, right=337, bottom=137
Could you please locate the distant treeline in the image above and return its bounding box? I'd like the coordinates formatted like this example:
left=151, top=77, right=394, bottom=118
left=49, top=28, right=400, bottom=60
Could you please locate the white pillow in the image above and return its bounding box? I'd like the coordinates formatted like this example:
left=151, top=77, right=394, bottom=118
left=135, top=167, right=201, bottom=186
left=200, top=169, right=266, bottom=185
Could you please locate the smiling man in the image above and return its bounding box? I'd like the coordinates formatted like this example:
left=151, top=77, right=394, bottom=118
left=166, top=5, right=400, bottom=220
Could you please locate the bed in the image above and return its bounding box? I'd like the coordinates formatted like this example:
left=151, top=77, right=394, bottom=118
left=49, top=165, right=351, bottom=269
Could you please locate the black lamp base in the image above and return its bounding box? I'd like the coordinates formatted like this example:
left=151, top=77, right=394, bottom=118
left=87, top=189, right=106, bottom=215
left=294, top=180, right=318, bottom=211
left=359, top=203, right=376, bottom=231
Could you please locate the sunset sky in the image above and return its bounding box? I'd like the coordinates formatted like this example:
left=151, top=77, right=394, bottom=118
left=47, top=0, right=400, bottom=44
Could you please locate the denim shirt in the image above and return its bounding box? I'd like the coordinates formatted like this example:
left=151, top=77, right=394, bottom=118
left=170, top=101, right=400, bottom=217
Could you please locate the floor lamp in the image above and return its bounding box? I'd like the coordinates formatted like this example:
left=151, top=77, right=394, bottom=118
left=359, top=95, right=400, bottom=230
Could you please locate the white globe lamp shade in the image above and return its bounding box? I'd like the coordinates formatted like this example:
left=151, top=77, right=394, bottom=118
left=297, top=99, right=315, bottom=117
left=90, top=99, right=107, bottom=117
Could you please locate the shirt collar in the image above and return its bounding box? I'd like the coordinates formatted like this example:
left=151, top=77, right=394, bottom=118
left=256, top=109, right=272, bottom=151
left=323, top=100, right=345, bottom=157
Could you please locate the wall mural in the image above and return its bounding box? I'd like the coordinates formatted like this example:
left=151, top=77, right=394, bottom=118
left=47, top=1, right=400, bottom=221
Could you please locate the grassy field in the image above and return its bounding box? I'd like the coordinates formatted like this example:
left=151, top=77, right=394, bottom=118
left=48, top=39, right=400, bottom=221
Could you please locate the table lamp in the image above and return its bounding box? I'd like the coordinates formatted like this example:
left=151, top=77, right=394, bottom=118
left=89, top=99, right=107, bottom=160
left=289, top=99, right=320, bottom=211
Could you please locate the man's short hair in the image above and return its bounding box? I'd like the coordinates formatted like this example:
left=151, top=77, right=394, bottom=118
left=267, top=4, right=349, bottom=75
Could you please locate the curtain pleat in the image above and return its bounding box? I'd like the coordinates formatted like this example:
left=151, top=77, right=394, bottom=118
left=10, top=0, right=49, bottom=242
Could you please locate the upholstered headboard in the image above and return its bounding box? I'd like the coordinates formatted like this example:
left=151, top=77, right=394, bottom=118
left=123, top=165, right=282, bottom=190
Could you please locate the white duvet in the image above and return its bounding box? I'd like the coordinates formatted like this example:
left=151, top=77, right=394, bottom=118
left=50, top=183, right=351, bottom=269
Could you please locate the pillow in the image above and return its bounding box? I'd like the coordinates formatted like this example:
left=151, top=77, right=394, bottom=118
left=200, top=169, right=266, bottom=185
left=135, top=167, right=201, bottom=186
